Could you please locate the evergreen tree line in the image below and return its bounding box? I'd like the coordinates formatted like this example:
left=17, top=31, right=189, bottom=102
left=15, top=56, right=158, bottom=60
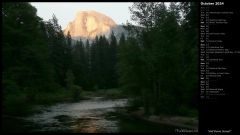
left=69, top=32, right=119, bottom=90
left=2, top=3, right=62, bottom=102
left=2, top=3, right=119, bottom=101
left=118, top=2, right=198, bottom=115
left=2, top=2, right=198, bottom=116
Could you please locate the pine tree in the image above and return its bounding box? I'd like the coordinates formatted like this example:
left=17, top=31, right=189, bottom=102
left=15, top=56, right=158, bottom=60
left=108, top=31, right=118, bottom=87
left=119, top=2, right=198, bottom=114
left=45, top=14, right=69, bottom=88
left=2, top=3, right=57, bottom=105
left=72, top=39, right=88, bottom=89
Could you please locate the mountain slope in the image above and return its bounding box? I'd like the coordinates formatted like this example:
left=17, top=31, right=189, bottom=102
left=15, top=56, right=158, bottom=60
left=63, top=10, right=128, bottom=42
left=64, top=10, right=116, bottom=38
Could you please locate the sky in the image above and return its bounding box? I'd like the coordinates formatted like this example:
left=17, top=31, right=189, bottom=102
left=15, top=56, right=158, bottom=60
left=30, top=2, right=134, bottom=29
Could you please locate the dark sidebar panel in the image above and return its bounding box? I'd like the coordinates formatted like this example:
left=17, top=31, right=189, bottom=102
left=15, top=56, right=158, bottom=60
left=199, top=1, right=239, bottom=134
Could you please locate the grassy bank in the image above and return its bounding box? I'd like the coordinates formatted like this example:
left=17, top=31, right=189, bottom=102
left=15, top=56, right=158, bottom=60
left=115, top=107, right=198, bottom=131
left=89, top=88, right=127, bottom=99
left=3, top=90, right=73, bottom=116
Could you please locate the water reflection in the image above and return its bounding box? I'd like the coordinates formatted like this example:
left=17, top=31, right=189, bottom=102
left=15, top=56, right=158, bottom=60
left=73, top=118, right=105, bottom=133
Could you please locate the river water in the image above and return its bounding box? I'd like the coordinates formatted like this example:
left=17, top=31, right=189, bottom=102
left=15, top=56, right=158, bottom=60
left=23, top=97, right=127, bottom=133
left=3, top=97, right=178, bottom=133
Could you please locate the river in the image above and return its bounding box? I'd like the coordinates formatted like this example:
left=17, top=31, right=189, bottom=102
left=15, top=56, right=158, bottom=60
left=3, top=97, right=178, bottom=133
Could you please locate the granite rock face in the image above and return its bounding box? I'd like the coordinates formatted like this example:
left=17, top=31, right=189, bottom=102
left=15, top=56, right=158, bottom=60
left=64, top=10, right=117, bottom=39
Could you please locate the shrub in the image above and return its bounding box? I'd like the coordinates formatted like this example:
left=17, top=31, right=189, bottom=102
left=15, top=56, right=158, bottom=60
left=71, top=85, right=83, bottom=101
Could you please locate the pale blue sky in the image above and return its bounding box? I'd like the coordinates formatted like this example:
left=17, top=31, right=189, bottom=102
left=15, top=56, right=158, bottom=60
left=30, top=2, right=134, bottom=29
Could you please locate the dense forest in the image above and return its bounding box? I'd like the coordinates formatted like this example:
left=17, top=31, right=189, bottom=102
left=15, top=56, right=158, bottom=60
left=2, top=2, right=198, bottom=118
